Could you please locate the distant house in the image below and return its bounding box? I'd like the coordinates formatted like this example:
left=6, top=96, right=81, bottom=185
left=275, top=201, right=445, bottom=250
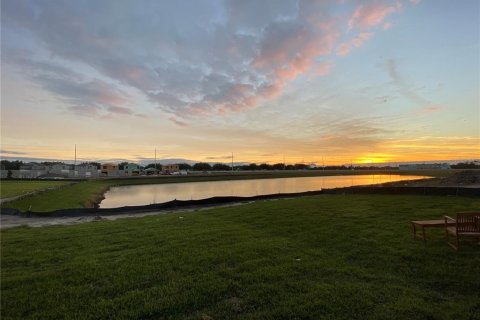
left=162, top=164, right=179, bottom=174
left=124, top=163, right=141, bottom=176
left=74, top=164, right=99, bottom=178
left=13, top=163, right=49, bottom=178
left=0, top=170, right=8, bottom=179
left=101, top=163, right=120, bottom=176
left=50, top=164, right=74, bottom=177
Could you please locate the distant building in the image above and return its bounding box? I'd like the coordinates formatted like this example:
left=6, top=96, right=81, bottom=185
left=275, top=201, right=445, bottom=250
left=162, top=164, right=179, bottom=174
left=74, top=164, right=99, bottom=178
left=399, top=163, right=450, bottom=170
left=124, top=163, right=141, bottom=176
left=144, top=167, right=160, bottom=175
left=13, top=163, right=49, bottom=178
left=50, top=164, right=74, bottom=177
left=0, top=170, right=8, bottom=179
left=101, top=163, right=120, bottom=176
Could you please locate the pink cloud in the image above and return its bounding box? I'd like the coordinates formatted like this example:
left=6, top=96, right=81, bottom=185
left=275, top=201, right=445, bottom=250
left=348, top=1, right=401, bottom=30
left=352, top=32, right=373, bottom=47
left=315, top=62, right=334, bottom=76
left=383, top=22, right=393, bottom=30
left=410, top=0, right=421, bottom=5
left=336, top=32, right=373, bottom=56
left=336, top=42, right=351, bottom=56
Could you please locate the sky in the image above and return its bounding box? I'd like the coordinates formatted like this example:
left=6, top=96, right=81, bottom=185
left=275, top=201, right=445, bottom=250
left=1, top=0, right=479, bottom=165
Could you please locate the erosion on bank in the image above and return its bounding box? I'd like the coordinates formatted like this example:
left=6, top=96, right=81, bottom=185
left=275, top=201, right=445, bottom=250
left=1, top=194, right=479, bottom=319
left=0, top=169, right=466, bottom=213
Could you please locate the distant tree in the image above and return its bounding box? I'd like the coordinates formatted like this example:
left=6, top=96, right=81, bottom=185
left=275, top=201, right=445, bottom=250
left=271, top=163, right=285, bottom=170
left=118, top=162, right=129, bottom=170
left=41, top=161, right=65, bottom=166
left=324, top=165, right=349, bottom=170
left=1, top=160, right=23, bottom=170
left=294, top=163, right=308, bottom=170
left=238, top=163, right=258, bottom=171
left=144, top=163, right=159, bottom=169
left=285, top=164, right=295, bottom=170
left=451, top=162, right=480, bottom=169
left=212, top=163, right=231, bottom=171
left=80, top=162, right=101, bottom=169
left=193, top=162, right=212, bottom=171
left=258, top=163, right=271, bottom=170
left=178, top=163, right=192, bottom=171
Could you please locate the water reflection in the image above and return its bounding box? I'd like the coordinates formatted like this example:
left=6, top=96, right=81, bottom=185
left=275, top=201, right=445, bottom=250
left=100, top=175, right=428, bottom=208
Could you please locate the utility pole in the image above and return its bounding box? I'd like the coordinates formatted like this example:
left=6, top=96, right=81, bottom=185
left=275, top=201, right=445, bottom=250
left=283, top=154, right=286, bottom=170
left=155, top=148, right=157, bottom=171
left=231, top=152, right=234, bottom=172
left=74, top=144, right=76, bottom=166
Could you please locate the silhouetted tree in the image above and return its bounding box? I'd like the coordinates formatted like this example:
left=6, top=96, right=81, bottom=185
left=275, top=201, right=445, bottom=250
left=118, top=162, right=129, bottom=170
left=178, top=163, right=192, bottom=171
left=1, top=160, right=23, bottom=170
left=80, top=162, right=101, bottom=169
left=271, top=163, right=285, bottom=170
left=193, top=162, right=212, bottom=171
left=451, top=162, right=480, bottom=169
left=294, top=163, right=308, bottom=170
left=212, top=163, right=231, bottom=171
left=258, top=163, right=270, bottom=170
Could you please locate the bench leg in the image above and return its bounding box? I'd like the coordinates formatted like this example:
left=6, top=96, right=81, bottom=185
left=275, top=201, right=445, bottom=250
left=422, top=226, right=426, bottom=243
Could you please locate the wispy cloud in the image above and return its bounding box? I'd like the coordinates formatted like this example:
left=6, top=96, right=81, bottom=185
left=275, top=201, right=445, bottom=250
left=168, top=117, right=188, bottom=127
left=2, top=0, right=406, bottom=120
left=0, top=149, right=28, bottom=155
left=386, top=59, right=432, bottom=106
left=336, top=32, right=374, bottom=56
left=2, top=48, right=134, bottom=118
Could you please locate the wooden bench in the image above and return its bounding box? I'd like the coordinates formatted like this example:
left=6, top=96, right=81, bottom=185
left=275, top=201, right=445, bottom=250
left=411, top=220, right=454, bottom=243
left=445, top=212, right=480, bottom=250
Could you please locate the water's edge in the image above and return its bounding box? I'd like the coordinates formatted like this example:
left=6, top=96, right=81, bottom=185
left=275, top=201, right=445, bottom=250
left=2, top=185, right=478, bottom=218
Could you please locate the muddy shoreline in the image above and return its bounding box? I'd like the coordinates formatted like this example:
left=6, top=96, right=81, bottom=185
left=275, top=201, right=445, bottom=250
left=1, top=180, right=478, bottom=229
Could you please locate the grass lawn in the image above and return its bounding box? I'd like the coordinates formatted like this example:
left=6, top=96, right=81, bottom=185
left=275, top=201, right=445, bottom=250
left=0, top=170, right=454, bottom=212
left=1, top=194, right=479, bottom=319
left=0, top=180, right=73, bottom=199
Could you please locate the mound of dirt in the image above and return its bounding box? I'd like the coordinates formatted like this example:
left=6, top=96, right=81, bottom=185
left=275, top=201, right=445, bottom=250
left=438, top=170, right=480, bottom=185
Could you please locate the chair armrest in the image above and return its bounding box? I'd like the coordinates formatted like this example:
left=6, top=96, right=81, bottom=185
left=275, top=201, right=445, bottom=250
left=444, top=216, right=456, bottom=223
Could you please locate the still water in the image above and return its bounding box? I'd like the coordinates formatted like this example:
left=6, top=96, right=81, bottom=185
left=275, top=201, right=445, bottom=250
left=99, top=174, right=428, bottom=208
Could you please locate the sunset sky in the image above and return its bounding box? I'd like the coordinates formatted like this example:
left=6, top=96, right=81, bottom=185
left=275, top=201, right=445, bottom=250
left=1, top=0, right=479, bottom=165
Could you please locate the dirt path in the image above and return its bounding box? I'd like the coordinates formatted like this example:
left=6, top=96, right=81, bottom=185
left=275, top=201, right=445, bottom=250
left=0, top=202, right=252, bottom=230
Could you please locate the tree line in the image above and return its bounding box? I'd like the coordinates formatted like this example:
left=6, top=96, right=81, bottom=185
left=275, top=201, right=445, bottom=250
left=2, top=160, right=478, bottom=172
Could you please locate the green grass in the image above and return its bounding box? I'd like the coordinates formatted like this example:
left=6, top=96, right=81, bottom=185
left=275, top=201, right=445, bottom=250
left=1, top=180, right=111, bottom=211
left=0, top=180, right=73, bottom=199
left=1, top=170, right=455, bottom=212
left=2, top=194, right=479, bottom=319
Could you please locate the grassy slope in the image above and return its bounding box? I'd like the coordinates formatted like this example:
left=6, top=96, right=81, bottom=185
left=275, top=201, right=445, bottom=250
left=2, top=194, right=479, bottom=319
left=0, top=181, right=73, bottom=199
left=1, top=170, right=453, bottom=212
left=1, top=181, right=111, bottom=211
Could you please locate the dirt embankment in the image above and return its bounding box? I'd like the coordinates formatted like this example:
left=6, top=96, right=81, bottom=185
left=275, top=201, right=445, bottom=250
left=383, top=170, right=480, bottom=187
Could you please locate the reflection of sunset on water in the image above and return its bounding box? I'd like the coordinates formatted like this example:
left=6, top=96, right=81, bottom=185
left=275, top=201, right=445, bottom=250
left=100, top=175, right=429, bottom=208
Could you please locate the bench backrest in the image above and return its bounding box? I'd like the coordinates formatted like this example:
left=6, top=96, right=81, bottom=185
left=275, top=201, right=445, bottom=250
left=456, top=212, right=480, bottom=233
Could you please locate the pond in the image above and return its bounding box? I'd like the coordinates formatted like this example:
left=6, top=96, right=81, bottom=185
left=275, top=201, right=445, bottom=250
left=99, top=174, right=429, bottom=208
